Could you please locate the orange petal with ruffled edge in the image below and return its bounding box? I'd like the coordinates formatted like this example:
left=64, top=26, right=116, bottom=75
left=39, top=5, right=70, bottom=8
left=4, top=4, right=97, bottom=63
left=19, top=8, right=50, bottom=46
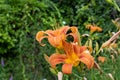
left=60, top=26, right=70, bottom=34
left=70, top=26, right=78, bottom=32
left=62, top=40, right=74, bottom=56
left=48, top=36, right=60, bottom=48
left=36, top=31, right=48, bottom=46
left=36, top=31, right=44, bottom=42
left=73, top=45, right=87, bottom=55
left=69, top=27, right=79, bottom=43
left=62, top=64, right=73, bottom=74
left=49, top=53, right=66, bottom=68
left=45, top=30, right=56, bottom=36
left=48, top=35, right=65, bottom=49
left=79, top=52, right=94, bottom=69
left=79, top=46, right=87, bottom=53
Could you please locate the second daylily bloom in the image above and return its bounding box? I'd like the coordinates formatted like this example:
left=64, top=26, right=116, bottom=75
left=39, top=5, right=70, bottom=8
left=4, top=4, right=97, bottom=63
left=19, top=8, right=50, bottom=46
left=36, top=26, right=79, bottom=49
left=46, top=41, right=94, bottom=74
left=86, top=24, right=102, bottom=33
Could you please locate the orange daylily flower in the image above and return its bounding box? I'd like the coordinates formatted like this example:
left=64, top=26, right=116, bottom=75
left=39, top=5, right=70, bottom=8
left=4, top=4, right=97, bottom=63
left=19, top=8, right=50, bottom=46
left=86, top=24, right=102, bottom=33
left=36, top=26, right=79, bottom=49
left=47, top=41, right=94, bottom=74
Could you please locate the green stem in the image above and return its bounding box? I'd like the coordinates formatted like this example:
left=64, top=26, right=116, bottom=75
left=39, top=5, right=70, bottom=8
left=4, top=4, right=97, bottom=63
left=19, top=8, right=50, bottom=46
left=72, top=72, right=82, bottom=79
left=113, top=0, right=120, bottom=12
left=20, top=55, right=28, bottom=80
left=95, top=47, right=102, bottom=57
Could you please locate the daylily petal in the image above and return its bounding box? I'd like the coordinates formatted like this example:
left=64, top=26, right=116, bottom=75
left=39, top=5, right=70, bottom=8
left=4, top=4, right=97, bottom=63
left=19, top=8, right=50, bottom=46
left=70, top=26, right=78, bottom=33
left=73, top=45, right=87, bottom=55
left=62, top=40, right=74, bottom=56
left=63, top=26, right=79, bottom=43
left=60, top=26, right=70, bottom=34
left=49, top=53, right=66, bottom=68
left=62, top=64, right=73, bottom=74
left=70, top=27, right=80, bottom=43
left=79, top=46, right=87, bottom=53
left=48, top=35, right=65, bottom=49
left=36, top=31, right=47, bottom=46
left=79, top=52, right=94, bottom=69
left=45, top=30, right=56, bottom=36
left=48, top=36, right=61, bottom=48
left=43, top=26, right=70, bottom=48
left=36, top=31, right=44, bottom=42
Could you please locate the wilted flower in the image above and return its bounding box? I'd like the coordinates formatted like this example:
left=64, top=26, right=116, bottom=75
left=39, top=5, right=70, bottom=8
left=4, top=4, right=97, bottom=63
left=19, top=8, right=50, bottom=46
left=102, top=30, right=120, bottom=48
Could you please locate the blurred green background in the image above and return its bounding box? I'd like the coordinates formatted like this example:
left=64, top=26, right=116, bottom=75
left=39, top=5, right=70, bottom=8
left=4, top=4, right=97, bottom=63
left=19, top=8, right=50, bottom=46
left=0, top=0, right=120, bottom=80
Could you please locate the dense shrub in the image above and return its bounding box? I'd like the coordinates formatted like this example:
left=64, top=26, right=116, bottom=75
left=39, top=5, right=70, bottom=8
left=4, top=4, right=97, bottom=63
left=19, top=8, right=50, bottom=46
left=0, top=0, right=62, bottom=55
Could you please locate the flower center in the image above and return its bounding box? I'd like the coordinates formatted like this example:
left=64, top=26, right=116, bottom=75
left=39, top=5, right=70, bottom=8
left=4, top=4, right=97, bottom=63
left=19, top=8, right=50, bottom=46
left=65, top=53, right=79, bottom=66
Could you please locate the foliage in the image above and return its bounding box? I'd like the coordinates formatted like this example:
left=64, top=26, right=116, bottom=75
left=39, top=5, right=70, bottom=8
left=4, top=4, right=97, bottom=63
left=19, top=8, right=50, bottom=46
left=0, top=0, right=62, bottom=55
left=0, top=0, right=120, bottom=80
